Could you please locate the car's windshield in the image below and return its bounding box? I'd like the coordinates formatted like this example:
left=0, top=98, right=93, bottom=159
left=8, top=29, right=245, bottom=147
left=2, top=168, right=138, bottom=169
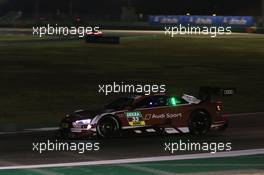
left=133, top=95, right=187, bottom=108
left=105, top=97, right=134, bottom=110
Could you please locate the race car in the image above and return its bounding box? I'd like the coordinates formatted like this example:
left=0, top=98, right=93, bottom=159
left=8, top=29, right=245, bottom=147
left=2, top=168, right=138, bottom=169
left=59, top=87, right=235, bottom=139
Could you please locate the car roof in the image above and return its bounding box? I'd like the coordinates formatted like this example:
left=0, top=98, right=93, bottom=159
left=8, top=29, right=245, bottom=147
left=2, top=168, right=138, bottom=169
left=128, top=93, right=166, bottom=98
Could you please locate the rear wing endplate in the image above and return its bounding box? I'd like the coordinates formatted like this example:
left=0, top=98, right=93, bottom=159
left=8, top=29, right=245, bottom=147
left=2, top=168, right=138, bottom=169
left=198, top=86, right=236, bottom=101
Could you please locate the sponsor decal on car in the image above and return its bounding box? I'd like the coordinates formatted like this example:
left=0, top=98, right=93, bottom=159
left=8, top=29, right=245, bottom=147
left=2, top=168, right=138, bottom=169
left=124, top=111, right=145, bottom=126
left=144, top=113, right=183, bottom=120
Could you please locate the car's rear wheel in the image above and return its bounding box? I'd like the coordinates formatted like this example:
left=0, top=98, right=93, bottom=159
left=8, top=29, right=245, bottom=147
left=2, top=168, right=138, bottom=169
left=97, top=115, right=120, bottom=138
left=188, top=110, right=211, bottom=135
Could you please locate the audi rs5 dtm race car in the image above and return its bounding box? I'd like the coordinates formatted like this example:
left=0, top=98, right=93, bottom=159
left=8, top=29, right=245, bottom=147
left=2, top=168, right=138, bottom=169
left=59, top=87, right=235, bottom=139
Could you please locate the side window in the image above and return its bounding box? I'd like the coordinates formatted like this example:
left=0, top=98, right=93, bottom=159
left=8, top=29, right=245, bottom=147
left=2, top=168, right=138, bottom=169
left=134, top=96, right=168, bottom=108
left=156, top=96, right=167, bottom=106
left=166, top=96, right=187, bottom=106
left=134, top=97, right=154, bottom=108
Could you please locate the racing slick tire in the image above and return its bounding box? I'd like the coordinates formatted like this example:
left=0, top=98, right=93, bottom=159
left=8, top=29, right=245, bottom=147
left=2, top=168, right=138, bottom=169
left=188, top=110, right=211, bottom=135
left=96, top=115, right=120, bottom=138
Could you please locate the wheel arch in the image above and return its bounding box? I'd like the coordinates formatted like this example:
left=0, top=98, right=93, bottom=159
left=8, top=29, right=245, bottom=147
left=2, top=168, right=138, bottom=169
left=189, top=108, right=212, bottom=126
left=96, top=114, right=121, bottom=138
left=97, top=114, right=121, bottom=130
left=187, top=108, right=213, bottom=130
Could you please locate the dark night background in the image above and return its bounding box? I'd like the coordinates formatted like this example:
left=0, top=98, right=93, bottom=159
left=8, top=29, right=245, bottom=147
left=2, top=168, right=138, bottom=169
left=0, top=0, right=261, bottom=16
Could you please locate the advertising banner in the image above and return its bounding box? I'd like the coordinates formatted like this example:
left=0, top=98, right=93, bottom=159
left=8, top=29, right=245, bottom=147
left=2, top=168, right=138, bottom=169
left=149, top=15, right=255, bottom=27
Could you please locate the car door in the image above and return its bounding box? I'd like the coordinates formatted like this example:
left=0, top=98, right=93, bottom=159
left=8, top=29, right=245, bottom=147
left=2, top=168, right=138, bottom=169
left=131, top=95, right=168, bottom=126
left=134, top=96, right=189, bottom=128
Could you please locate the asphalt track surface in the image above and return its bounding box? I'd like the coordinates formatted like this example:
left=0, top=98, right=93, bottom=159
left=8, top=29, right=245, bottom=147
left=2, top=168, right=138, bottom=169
left=0, top=113, right=263, bottom=167
left=0, top=29, right=263, bottom=168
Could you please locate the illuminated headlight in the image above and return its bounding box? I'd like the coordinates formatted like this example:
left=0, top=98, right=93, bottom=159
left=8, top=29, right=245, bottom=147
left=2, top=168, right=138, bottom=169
left=72, top=119, right=92, bottom=127
left=87, top=124, right=92, bottom=130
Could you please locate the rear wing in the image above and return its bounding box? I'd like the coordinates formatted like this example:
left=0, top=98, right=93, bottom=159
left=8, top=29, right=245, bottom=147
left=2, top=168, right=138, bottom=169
left=198, top=86, right=236, bottom=102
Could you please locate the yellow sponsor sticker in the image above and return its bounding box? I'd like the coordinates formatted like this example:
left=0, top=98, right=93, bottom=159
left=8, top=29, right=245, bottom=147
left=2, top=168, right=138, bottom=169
left=125, top=111, right=145, bottom=126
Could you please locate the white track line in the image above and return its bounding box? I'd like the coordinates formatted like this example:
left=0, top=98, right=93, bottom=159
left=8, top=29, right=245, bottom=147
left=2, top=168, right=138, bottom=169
left=0, top=130, right=37, bottom=135
left=1, top=28, right=263, bottom=38
left=24, top=127, right=59, bottom=131
left=0, top=127, right=59, bottom=135
left=0, top=148, right=263, bottom=170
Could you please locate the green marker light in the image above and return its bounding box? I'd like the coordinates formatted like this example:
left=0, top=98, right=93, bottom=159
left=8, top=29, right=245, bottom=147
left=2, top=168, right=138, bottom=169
left=169, top=97, right=180, bottom=106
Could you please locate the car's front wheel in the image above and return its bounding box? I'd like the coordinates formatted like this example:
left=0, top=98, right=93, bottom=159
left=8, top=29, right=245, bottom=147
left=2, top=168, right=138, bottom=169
left=96, top=115, right=120, bottom=138
left=188, top=110, right=211, bottom=135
